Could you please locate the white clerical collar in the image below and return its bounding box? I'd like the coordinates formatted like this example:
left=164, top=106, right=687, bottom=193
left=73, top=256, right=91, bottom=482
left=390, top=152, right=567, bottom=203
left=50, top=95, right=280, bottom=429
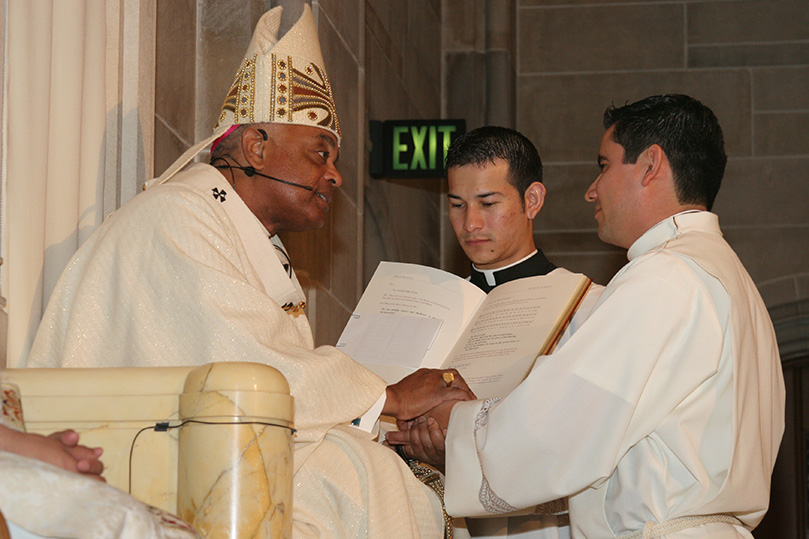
left=627, top=210, right=719, bottom=261
left=472, top=250, right=539, bottom=287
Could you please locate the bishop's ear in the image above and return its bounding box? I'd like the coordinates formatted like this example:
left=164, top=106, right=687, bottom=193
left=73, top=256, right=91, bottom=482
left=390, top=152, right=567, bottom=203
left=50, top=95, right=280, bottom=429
left=524, top=181, right=547, bottom=219
left=242, top=126, right=268, bottom=169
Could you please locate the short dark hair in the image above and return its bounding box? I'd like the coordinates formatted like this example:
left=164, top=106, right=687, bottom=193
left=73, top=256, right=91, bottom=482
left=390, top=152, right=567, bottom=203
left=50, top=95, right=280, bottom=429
left=603, top=94, right=727, bottom=211
left=445, top=126, right=543, bottom=199
left=209, top=125, right=248, bottom=162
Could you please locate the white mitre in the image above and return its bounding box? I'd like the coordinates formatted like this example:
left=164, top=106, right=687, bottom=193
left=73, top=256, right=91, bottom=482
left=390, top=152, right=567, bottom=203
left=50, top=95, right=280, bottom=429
left=145, top=4, right=341, bottom=189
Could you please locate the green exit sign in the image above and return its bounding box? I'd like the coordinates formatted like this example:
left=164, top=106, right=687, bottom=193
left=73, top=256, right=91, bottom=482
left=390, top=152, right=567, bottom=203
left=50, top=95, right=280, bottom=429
left=370, top=120, right=466, bottom=178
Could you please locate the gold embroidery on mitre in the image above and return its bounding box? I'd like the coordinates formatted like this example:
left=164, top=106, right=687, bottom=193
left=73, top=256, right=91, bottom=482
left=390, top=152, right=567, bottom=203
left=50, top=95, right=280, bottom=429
left=216, top=55, right=257, bottom=128
left=271, top=54, right=341, bottom=138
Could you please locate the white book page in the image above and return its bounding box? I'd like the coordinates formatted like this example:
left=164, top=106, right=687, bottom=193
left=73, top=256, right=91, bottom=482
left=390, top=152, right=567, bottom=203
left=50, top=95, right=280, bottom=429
left=337, top=262, right=485, bottom=383
left=442, top=273, right=588, bottom=399
left=337, top=314, right=443, bottom=383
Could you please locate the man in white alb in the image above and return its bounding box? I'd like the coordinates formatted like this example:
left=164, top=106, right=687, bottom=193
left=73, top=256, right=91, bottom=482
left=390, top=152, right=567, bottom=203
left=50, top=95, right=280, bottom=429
left=388, top=94, right=785, bottom=538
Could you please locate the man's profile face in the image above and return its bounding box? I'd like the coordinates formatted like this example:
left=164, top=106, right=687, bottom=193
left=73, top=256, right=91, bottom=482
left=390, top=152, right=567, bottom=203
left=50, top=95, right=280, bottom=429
left=247, top=124, right=342, bottom=234
left=586, top=126, right=645, bottom=249
left=447, top=159, right=538, bottom=270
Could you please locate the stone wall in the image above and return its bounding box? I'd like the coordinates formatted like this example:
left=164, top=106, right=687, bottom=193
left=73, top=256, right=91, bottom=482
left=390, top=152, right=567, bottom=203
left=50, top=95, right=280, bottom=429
left=360, top=0, right=444, bottom=283
left=512, top=0, right=809, bottom=316
left=309, top=0, right=444, bottom=345
left=442, top=0, right=808, bottom=308
left=441, top=0, right=518, bottom=275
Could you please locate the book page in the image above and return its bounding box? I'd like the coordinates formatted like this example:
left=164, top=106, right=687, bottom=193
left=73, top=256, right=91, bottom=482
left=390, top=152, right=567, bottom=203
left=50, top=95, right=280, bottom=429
left=336, top=262, right=486, bottom=383
left=337, top=314, right=443, bottom=383
left=442, top=273, right=590, bottom=399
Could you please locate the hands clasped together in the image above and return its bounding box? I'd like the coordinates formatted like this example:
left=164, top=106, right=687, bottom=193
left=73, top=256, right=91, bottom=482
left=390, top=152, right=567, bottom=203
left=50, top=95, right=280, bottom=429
left=0, top=425, right=105, bottom=480
left=382, top=368, right=476, bottom=471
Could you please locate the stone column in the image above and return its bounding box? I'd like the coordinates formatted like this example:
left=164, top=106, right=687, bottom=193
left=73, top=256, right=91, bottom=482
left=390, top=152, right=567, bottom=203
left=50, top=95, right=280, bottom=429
left=177, top=362, right=294, bottom=538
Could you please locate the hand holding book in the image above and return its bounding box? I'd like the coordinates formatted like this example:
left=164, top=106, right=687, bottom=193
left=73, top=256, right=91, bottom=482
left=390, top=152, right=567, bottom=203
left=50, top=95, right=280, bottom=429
left=338, top=262, right=592, bottom=399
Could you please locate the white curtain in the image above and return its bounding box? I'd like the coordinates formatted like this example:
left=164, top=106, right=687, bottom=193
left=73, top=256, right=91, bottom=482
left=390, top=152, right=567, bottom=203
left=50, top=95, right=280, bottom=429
left=1, top=0, right=154, bottom=368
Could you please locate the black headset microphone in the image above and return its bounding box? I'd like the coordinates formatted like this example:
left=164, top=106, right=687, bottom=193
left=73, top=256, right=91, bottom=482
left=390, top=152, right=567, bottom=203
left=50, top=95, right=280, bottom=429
left=230, top=163, right=314, bottom=191
left=211, top=128, right=314, bottom=191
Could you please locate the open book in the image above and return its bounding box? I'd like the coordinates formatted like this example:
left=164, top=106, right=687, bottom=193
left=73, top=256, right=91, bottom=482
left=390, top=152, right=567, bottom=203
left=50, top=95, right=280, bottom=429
left=336, top=262, right=591, bottom=399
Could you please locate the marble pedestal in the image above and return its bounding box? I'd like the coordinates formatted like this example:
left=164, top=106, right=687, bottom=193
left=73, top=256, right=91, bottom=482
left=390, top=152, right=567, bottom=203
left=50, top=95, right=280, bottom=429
left=178, top=363, right=294, bottom=538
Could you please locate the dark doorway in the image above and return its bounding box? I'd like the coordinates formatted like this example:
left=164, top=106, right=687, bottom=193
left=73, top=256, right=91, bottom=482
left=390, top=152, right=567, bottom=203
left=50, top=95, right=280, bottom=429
left=755, top=303, right=809, bottom=539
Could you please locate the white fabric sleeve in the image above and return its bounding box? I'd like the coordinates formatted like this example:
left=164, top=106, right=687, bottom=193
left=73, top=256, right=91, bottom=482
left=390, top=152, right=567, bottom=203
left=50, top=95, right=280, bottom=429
left=444, top=252, right=725, bottom=517
left=353, top=391, right=386, bottom=432
left=0, top=451, right=200, bottom=539
left=444, top=398, right=496, bottom=517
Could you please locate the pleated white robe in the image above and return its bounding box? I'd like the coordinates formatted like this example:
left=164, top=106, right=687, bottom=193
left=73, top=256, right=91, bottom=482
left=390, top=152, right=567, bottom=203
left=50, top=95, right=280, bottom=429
left=27, top=162, right=444, bottom=538
left=444, top=211, right=785, bottom=538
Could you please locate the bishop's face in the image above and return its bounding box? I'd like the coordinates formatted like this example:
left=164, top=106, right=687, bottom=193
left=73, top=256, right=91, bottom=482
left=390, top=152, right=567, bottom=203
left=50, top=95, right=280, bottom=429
left=447, top=159, right=538, bottom=270
left=243, top=124, right=342, bottom=235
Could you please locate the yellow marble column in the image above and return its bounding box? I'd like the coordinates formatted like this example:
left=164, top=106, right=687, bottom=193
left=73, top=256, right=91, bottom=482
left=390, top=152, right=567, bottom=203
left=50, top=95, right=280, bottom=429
left=177, top=362, right=294, bottom=538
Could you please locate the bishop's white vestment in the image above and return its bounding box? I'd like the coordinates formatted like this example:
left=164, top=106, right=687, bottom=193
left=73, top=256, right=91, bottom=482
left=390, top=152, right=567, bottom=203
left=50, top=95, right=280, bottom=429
left=27, top=163, right=444, bottom=538
left=444, top=211, right=785, bottom=538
